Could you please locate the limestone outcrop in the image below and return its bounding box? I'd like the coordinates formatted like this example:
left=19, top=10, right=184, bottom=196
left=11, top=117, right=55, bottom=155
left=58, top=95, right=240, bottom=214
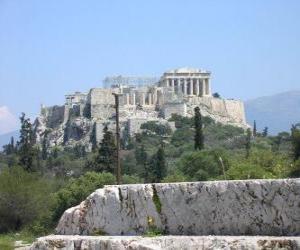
left=56, top=179, right=300, bottom=236
left=28, top=235, right=300, bottom=250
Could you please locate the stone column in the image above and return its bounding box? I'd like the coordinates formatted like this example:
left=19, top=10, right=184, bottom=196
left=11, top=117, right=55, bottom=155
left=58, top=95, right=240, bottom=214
left=165, top=79, right=169, bottom=87
left=148, top=93, right=152, bottom=105
left=207, top=79, right=211, bottom=95
left=183, top=79, right=187, bottom=95
left=189, top=78, right=193, bottom=95
left=171, top=79, right=175, bottom=92
left=132, top=93, right=136, bottom=105
left=153, top=90, right=157, bottom=105
left=196, top=79, right=200, bottom=96
left=202, top=79, right=206, bottom=96
left=126, top=93, right=130, bottom=105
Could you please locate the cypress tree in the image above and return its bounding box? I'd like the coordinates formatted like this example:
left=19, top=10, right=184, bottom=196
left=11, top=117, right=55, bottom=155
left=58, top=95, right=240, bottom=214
left=245, top=128, right=252, bottom=158
left=151, top=143, right=167, bottom=183
left=18, top=113, right=36, bottom=171
left=262, top=127, right=268, bottom=137
left=95, top=125, right=117, bottom=173
left=41, top=130, right=49, bottom=160
left=253, top=120, right=257, bottom=137
left=194, top=107, right=204, bottom=150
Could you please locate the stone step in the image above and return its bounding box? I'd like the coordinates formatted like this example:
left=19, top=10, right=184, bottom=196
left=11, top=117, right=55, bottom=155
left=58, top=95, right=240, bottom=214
left=28, top=235, right=300, bottom=250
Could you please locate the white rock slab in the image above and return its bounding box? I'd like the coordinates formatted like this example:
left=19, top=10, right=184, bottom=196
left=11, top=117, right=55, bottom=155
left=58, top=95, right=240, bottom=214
left=29, top=235, right=300, bottom=250
left=56, top=179, right=300, bottom=236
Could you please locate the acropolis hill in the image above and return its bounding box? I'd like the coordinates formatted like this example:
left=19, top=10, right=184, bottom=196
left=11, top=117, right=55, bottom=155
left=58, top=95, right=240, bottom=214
left=34, top=67, right=248, bottom=150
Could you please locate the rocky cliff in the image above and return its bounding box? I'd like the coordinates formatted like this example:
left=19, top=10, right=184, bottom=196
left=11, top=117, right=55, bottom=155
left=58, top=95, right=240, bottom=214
left=56, top=179, right=300, bottom=236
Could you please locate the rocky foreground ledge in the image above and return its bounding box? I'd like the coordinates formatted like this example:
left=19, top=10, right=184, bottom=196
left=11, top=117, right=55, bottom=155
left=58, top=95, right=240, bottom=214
left=56, top=179, right=300, bottom=236
left=28, top=235, right=300, bottom=250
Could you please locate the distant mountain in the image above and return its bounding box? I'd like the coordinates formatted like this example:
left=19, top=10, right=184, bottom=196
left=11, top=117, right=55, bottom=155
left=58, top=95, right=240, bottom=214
left=245, top=90, right=300, bottom=135
left=0, top=130, right=19, bottom=150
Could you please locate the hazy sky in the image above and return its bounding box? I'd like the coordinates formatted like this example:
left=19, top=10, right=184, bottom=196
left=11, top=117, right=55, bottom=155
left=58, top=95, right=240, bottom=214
left=0, top=0, right=300, bottom=134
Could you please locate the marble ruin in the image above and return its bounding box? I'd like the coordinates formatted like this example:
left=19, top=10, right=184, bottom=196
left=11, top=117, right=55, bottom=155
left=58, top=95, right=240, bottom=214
left=35, top=67, right=248, bottom=150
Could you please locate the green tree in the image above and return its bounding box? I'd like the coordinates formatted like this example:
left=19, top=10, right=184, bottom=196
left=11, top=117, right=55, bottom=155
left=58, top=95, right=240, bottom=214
left=194, top=107, right=204, bottom=150
left=212, top=92, right=221, bottom=98
left=94, top=125, right=116, bottom=173
left=262, top=127, right=268, bottom=137
left=18, top=113, right=36, bottom=171
left=176, top=149, right=229, bottom=181
left=2, top=136, right=15, bottom=155
left=0, top=166, right=55, bottom=233
left=291, top=124, right=300, bottom=161
left=41, top=130, right=50, bottom=160
left=226, top=163, right=273, bottom=180
left=253, top=120, right=257, bottom=137
left=150, top=144, right=167, bottom=182
left=245, top=128, right=252, bottom=158
left=51, top=171, right=115, bottom=223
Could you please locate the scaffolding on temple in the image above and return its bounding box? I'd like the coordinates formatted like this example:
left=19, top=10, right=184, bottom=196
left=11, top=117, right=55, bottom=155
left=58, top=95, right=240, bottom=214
left=103, top=75, right=159, bottom=88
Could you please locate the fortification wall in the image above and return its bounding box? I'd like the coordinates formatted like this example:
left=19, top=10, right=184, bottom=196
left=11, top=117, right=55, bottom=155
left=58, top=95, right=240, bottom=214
left=56, top=178, right=300, bottom=236
left=89, top=88, right=115, bottom=120
left=187, top=97, right=248, bottom=128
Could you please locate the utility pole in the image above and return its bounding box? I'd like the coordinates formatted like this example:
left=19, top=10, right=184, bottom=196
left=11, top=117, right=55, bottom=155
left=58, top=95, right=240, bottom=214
left=112, top=93, right=122, bottom=184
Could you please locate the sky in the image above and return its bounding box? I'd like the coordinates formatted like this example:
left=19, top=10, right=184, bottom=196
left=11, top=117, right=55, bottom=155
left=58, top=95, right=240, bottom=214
left=0, top=0, right=300, bottom=134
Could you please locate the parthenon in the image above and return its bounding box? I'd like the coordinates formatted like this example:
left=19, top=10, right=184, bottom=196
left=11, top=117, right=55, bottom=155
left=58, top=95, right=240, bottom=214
left=160, top=67, right=211, bottom=96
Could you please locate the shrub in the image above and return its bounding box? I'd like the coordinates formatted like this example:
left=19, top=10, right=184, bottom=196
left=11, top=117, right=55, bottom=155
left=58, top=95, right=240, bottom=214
left=0, top=166, right=55, bottom=233
left=51, top=172, right=115, bottom=223
left=176, top=149, right=230, bottom=181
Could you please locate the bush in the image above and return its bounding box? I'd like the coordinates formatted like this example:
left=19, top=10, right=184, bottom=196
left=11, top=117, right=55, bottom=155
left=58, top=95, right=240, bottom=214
left=0, top=166, right=55, bottom=233
left=141, top=121, right=172, bottom=136
left=51, top=172, right=115, bottom=223
left=176, top=149, right=230, bottom=181
left=226, top=163, right=274, bottom=180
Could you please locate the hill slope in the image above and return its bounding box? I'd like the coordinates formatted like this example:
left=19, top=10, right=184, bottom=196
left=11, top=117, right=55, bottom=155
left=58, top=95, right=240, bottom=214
left=245, top=90, right=300, bottom=134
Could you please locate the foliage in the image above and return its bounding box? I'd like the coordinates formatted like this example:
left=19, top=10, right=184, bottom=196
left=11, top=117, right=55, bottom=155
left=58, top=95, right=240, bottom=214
left=226, top=163, right=273, bottom=180
left=18, top=113, right=37, bottom=171
left=262, top=127, right=268, bottom=137
left=94, top=125, right=117, bottom=173
left=289, top=159, right=300, bottom=177
left=51, top=172, right=115, bottom=223
left=176, top=149, right=230, bottom=181
left=194, top=107, right=204, bottom=150
left=149, top=145, right=167, bottom=183
left=162, top=172, right=188, bottom=183
left=140, top=121, right=172, bottom=136
left=0, top=166, right=56, bottom=233
left=245, top=128, right=252, bottom=158
left=253, top=120, right=257, bottom=137
left=212, top=92, right=221, bottom=98
left=2, top=137, right=16, bottom=155
left=152, top=185, right=162, bottom=213
left=122, top=174, right=143, bottom=184
left=291, top=124, right=300, bottom=161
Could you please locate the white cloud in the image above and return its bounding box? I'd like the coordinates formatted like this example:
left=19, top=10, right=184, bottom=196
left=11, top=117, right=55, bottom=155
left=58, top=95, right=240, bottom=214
left=0, top=106, right=18, bottom=135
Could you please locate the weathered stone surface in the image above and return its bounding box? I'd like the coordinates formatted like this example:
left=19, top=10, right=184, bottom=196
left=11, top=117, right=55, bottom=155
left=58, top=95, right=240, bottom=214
left=28, top=235, right=300, bottom=250
left=56, top=179, right=300, bottom=236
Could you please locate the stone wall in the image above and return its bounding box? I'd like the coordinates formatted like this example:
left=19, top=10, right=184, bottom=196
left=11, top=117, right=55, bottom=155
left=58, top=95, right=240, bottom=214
left=187, top=96, right=248, bottom=128
left=88, top=88, right=115, bottom=120
left=56, top=179, right=300, bottom=236
left=163, top=102, right=187, bottom=119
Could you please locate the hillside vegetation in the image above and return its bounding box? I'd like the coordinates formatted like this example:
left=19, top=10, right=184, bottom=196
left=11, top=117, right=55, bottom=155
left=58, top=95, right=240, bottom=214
left=0, top=111, right=299, bottom=247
